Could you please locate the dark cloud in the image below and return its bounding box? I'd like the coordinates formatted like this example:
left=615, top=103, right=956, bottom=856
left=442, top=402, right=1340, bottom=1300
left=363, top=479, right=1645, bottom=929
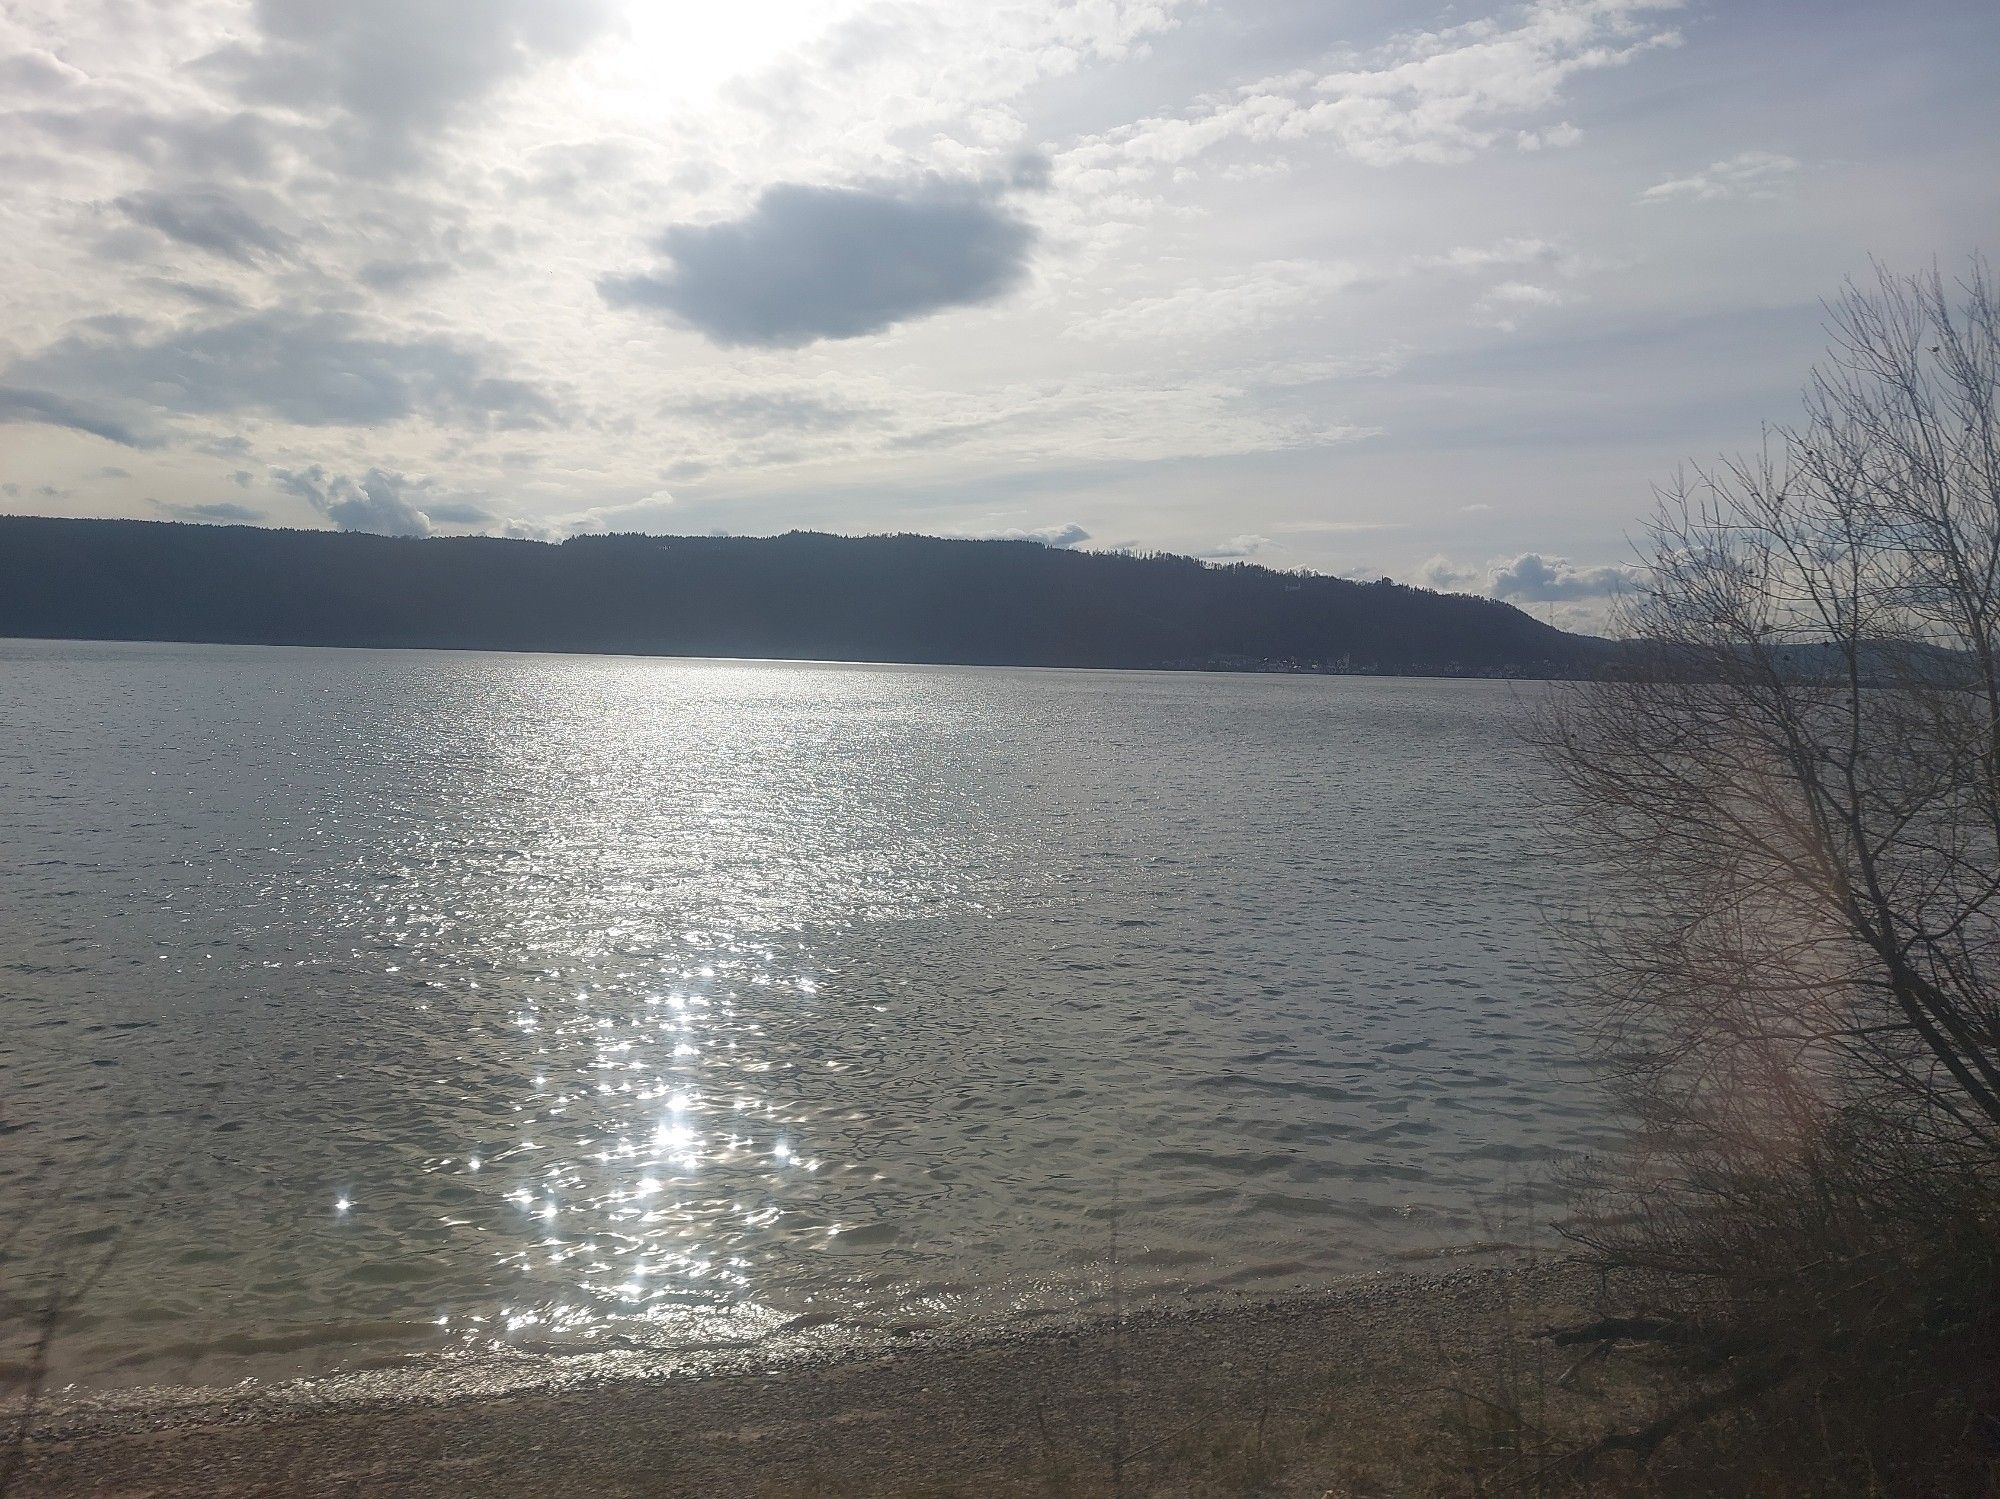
left=0, top=384, right=159, bottom=447
left=7, top=309, right=558, bottom=432
left=157, top=499, right=266, bottom=523
left=602, top=178, right=1037, bottom=348
left=274, top=465, right=434, bottom=536
left=211, top=0, right=617, bottom=173
left=116, top=186, right=294, bottom=264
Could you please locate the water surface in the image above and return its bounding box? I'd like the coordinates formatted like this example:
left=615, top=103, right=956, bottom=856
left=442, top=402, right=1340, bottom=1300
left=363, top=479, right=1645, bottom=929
left=0, top=641, right=1610, bottom=1389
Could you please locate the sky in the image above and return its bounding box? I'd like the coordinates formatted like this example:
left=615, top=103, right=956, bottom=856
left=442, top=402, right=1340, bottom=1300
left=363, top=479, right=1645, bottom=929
left=1, top=0, right=1995, bottom=626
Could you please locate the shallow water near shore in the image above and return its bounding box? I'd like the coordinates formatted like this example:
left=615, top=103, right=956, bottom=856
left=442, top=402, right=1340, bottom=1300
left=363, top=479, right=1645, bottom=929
left=1, top=640, right=1613, bottom=1391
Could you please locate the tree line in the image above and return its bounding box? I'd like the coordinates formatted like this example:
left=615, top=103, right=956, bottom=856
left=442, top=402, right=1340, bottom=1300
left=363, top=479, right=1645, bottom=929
left=0, top=519, right=1596, bottom=675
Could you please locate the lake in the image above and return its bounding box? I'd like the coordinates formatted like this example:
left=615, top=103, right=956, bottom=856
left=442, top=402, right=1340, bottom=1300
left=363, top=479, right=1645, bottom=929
left=0, top=640, right=1612, bottom=1390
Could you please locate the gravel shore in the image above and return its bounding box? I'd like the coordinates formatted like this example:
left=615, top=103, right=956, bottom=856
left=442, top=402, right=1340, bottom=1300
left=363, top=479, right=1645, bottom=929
left=12, top=1257, right=1611, bottom=1497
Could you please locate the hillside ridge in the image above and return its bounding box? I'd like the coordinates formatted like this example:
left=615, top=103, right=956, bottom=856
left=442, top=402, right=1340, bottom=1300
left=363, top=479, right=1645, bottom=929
left=0, top=514, right=1603, bottom=676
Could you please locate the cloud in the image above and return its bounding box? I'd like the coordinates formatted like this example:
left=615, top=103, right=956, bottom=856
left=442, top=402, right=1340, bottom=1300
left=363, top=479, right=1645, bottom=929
left=1419, top=552, right=1637, bottom=601
left=1479, top=278, right=1568, bottom=329
left=115, top=186, right=294, bottom=263
left=1416, top=237, right=1578, bottom=274
left=516, top=492, right=679, bottom=539
left=274, top=465, right=434, bottom=536
left=602, top=177, right=1037, bottom=348
left=155, top=499, right=265, bottom=523
left=146, top=278, right=248, bottom=311
left=0, top=384, right=159, bottom=447
left=7, top=309, right=558, bottom=431
left=1639, top=150, right=1799, bottom=204
left=422, top=499, right=498, bottom=525
left=949, top=521, right=1091, bottom=548
left=210, top=0, right=617, bottom=173
left=0, top=49, right=88, bottom=95
left=15, top=102, right=281, bottom=180
left=1419, top=554, right=1480, bottom=590
left=1272, top=519, right=1407, bottom=535
left=1201, top=534, right=1274, bottom=559
left=670, top=391, right=882, bottom=433
left=1410, top=237, right=1594, bottom=327
left=1487, top=281, right=1565, bottom=306
left=1062, top=0, right=1681, bottom=182
left=356, top=258, right=453, bottom=293
left=1487, top=552, right=1637, bottom=600
left=1068, top=261, right=1361, bottom=343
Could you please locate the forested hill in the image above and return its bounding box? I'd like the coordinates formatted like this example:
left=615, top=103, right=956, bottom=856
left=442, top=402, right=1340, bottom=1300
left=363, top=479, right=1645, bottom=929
left=0, top=515, right=1603, bottom=676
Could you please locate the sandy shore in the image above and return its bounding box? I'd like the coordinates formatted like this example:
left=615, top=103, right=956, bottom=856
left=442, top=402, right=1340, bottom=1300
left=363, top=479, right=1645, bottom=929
left=13, top=1257, right=1612, bottom=1497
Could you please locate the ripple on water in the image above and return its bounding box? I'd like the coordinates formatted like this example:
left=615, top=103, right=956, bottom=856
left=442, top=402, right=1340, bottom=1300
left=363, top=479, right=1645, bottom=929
left=0, top=642, right=1612, bottom=1389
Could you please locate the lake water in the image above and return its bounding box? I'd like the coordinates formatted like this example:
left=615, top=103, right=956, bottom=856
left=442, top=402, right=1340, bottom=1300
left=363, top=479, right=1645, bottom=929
left=0, top=640, right=1612, bottom=1391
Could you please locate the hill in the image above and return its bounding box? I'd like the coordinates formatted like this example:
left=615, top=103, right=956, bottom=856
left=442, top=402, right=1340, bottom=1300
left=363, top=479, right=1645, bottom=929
left=0, top=515, right=1602, bottom=676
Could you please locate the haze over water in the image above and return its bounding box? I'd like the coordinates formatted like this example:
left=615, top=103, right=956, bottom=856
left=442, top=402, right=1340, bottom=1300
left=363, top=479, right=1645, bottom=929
left=1, top=640, right=1611, bottom=1390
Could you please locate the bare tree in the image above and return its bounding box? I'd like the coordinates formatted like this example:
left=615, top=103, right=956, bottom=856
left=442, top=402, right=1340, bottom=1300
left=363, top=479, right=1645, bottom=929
left=1518, top=260, right=2000, bottom=1489
left=1544, top=257, right=2000, bottom=1163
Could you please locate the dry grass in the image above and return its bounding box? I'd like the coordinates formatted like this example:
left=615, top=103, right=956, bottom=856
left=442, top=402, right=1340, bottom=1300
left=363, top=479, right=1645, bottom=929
left=1444, top=1128, right=2000, bottom=1498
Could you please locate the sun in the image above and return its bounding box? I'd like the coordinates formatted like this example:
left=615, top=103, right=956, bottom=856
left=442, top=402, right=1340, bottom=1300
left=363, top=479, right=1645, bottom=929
left=610, top=0, right=873, bottom=107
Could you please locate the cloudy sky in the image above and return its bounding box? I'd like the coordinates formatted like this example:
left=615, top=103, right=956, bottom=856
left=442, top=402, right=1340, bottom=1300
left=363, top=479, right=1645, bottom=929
left=2, top=0, right=1994, bottom=623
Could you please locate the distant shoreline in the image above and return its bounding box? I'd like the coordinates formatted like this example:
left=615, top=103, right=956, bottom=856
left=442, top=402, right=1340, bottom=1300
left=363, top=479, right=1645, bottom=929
left=3, top=632, right=1597, bottom=683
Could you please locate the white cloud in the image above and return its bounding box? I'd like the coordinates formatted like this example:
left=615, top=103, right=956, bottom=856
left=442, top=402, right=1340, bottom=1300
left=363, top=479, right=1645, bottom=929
left=273, top=465, right=437, bottom=536
left=1200, top=533, right=1273, bottom=559
left=946, top=520, right=1092, bottom=547
left=1639, top=150, right=1800, bottom=204
left=1488, top=551, right=1637, bottom=600
left=1479, top=278, right=1568, bottom=328
left=1486, top=280, right=1566, bottom=307
left=1061, top=0, right=1683, bottom=188
left=479, top=493, right=679, bottom=541
left=1416, top=236, right=1577, bottom=274
left=1419, top=550, right=1636, bottom=600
